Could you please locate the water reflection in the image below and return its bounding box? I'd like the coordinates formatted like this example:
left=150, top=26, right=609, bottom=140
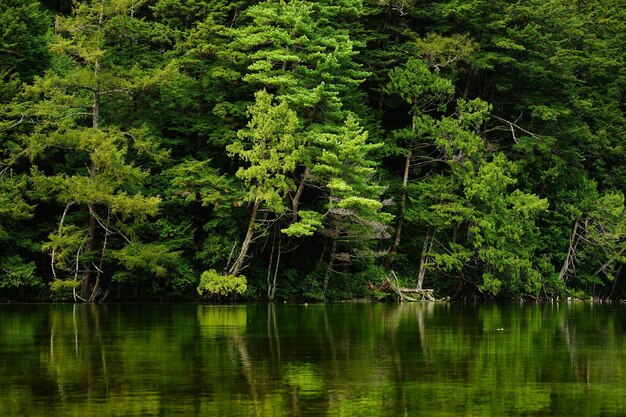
left=0, top=302, right=625, bottom=416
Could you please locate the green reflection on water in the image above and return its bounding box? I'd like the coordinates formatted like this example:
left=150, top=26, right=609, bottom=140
left=0, top=302, right=625, bottom=416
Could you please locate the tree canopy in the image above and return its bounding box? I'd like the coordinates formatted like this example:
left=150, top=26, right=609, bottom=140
left=0, top=0, right=624, bottom=302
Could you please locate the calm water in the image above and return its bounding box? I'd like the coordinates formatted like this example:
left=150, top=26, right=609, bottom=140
left=1, top=302, right=625, bottom=416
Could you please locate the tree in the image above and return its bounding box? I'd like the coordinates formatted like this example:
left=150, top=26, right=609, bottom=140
left=225, top=90, right=302, bottom=277
left=307, top=115, right=392, bottom=295
left=557, top=184, right=626, bottom=297
left=407, top=99, right=548, bottom=297
left=385, top=57, right=454, bottom=253
left=11, top=0, right=167, bottom=302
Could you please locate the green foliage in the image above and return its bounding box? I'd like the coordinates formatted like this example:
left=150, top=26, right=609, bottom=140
left=405, top=98, right=548, bottom=297
left=230, top=0, right=368, bottom=118
left=415, top=33, right=478, bottom=72
left=314, top=115, right=393, bottom=233
left=227, top=90, right=302, bottom=211
left=47, top=278, right=80, bottom=301
left=0, top=0, right=625, bottom=301
left=282, top=210, right=324, bottom=237
left=0, top=256, right=41, bottom=290
left=197, top=269, right=247, bottom=299
left=112, top=242, right=181, bottom=279
left=0, top=0, right=51, bottom=80
left=387, top=58, right=454, bottom=113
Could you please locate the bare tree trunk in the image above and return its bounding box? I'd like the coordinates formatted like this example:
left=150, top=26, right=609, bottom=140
left=323, top=235, right=338, bottom=296
left=81, top=204, right=97, bottom=300
left=559, top=220, right=581, bottom=283
left=391, top=150, right=412, bottom=254
left=52, top=202, right=75, bottom=279
left=229, top=197, right=260, bottom=277
left=270, top=239, right=281, bottom=302
left=266, top=231, right=276, bottom=301
left=417, top=229, right=433, bottom=290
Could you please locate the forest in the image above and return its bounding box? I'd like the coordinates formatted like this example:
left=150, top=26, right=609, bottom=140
left=0, top=0, right=624, bottom=302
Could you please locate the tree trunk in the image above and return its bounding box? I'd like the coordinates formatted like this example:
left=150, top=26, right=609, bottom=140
left=269, top=239, right=281, bottom=302
left=291, top=168, right=309, bottom=223
left=323, top=235, right=338, bottom=296
left=266, top=231, right=276, bottom=301
left=229, top=197, right=260, bottom=277
left=81, top=204, right=97, bottom=300
left=391, top=150, right=411, bottom=254
left=82, top=64, right=101, bottom=302
left=89, top=209, right=111, bottom=302
left=559, top=220, right=581, bottom=282
left=417, top=228, right=433, bottom=290
left=609, top=264, right=623, bottom=299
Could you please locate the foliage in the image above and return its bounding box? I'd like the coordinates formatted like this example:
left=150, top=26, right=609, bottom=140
left=227, top=90, right=302, bottom=211
left=0, top=256, right=40, bottom=290
left=0, top=0, right=51, bottom=80
left=0, top=0, right=624, bottom=301
left=197, top=269, right=247, bottom=299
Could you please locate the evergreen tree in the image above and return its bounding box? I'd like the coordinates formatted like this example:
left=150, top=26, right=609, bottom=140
left=407, top=99, right=548, bottom=297
left=10, top=0, right=167, bottom=302
left=304, top=115, right=392, bottom=295
left=226, top=90, right=302, bottom=277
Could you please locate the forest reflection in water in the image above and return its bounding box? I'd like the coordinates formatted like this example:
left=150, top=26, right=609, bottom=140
left=0, top=302, right=625, bottom=416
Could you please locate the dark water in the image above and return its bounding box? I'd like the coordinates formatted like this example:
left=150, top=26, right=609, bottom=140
left=1, top=302, right=625, bottom=416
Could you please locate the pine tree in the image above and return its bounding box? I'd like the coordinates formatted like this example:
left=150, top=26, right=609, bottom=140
left=305, top=115, right=392, bottom=295
left=12, top=0, right=167, bottom=302
left=225, top=90, right=302, bottom=277
left=407, top=99, right=548, bottom=297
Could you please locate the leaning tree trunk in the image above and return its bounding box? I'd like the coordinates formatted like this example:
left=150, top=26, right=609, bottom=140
left=559, top=219, right=582, bottom=283
left=416, top=228, right=433, bottom=290
left=269, top=239, right=281, bottom=302
left=291, top=168, right=309, bottom=223
left=266, top=231, right=276, bottom=300
left=229, top=197, right=260, bottom=277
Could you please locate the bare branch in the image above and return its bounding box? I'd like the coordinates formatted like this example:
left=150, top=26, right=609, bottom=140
left=490, top=114, right=540, bottom=142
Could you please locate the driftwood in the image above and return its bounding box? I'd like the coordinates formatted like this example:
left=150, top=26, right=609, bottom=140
left=378, top=271, right=437, bottom=302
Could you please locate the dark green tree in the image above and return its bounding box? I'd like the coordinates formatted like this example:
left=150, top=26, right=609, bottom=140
left=11, top=0, right=169, bottom=301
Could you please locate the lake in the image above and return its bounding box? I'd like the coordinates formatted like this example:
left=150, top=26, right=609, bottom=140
left=1, top=302, right=625, bottom=416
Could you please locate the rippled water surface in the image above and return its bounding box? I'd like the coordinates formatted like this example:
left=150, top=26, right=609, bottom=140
left=1, top=302, right=625, bottom=416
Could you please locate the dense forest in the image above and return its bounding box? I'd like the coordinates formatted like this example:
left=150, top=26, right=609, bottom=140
left=0, top=0, right=624, bottom=302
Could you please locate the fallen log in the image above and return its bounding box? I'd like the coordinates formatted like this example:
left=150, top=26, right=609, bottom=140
left=379, top=271, right=437, bottom=302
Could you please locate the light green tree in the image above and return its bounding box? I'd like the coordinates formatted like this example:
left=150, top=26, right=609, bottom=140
left=225, top=90, right=303, bottom=277
left=385, top=57, right=454, bottom=253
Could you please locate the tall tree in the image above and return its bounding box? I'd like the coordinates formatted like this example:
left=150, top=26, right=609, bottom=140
left=11, top=0, right=167, bottom=302
left=305, top=115, right=392, bottom=295
left=225, top=90, right=302, bottom=277
left=385, top=57, right=454, bottom=254
left=407, top=99, right=548, bottom=297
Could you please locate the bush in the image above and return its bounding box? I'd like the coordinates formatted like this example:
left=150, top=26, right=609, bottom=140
left=197, top=269, right=247, bottom=300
